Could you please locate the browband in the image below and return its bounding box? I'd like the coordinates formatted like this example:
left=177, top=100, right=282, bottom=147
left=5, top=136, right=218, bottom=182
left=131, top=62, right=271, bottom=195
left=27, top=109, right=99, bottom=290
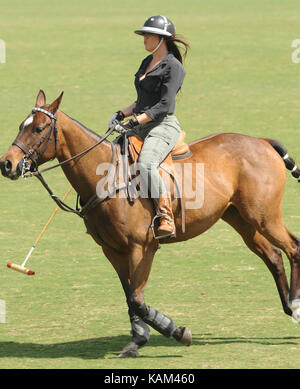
left=32, top=107, right=57, bottom=121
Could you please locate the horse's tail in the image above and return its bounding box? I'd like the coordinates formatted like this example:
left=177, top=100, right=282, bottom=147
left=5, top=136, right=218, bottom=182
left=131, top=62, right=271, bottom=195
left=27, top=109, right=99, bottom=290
left=263, top=138, right=300, bottom=182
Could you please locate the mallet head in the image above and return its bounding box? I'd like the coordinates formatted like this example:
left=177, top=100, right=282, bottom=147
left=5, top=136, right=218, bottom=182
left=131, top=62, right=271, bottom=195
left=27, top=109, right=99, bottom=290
left=7, top=262, right=35, bottom=275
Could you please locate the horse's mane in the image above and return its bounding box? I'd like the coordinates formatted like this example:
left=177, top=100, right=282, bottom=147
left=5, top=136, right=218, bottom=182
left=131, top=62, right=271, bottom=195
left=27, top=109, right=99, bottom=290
left=61, top=111, right=103, bottom=142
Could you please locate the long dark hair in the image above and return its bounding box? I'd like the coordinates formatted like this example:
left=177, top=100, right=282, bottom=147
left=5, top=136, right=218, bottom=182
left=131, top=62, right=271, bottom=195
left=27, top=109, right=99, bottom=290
left=165, top=34, right=190, bottom=64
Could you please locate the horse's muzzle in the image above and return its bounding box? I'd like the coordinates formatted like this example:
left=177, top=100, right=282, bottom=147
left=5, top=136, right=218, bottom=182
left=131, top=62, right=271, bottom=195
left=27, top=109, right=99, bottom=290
left=0, top=157, right=21, bottom=180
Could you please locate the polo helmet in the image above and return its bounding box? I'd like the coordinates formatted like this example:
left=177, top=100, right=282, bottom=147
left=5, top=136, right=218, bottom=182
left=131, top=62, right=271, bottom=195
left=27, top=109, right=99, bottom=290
left=134, top=15, right=175, bottom=37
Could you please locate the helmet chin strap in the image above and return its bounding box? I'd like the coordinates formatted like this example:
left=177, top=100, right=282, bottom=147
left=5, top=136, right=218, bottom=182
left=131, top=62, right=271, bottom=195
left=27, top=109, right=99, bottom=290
left=152, top=37, right=164, bottom=54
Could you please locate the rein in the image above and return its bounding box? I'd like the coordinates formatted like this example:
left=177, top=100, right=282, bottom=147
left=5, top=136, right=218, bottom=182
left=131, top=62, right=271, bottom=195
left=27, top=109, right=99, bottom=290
left=23, top=109, right=116, bottom=178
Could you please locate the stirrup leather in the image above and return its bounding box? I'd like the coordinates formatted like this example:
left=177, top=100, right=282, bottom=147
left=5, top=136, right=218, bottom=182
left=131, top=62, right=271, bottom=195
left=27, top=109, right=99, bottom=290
left=151, top=213, right=176, bottom=239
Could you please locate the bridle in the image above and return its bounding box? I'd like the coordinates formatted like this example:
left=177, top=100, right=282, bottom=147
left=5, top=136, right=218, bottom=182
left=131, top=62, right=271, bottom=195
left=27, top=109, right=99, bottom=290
left=12, top=106, right=118, bottom=219
left=12, top=107, right=58, bottom=176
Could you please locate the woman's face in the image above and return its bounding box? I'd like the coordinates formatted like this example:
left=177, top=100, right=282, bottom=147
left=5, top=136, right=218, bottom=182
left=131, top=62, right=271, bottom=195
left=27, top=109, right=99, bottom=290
left=143, top=33, right=160, bottom=52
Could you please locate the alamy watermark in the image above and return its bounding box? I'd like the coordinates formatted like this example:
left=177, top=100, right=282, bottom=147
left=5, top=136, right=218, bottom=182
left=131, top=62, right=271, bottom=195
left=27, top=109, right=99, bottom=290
left=0, top=40, right=6, bottom=64
left=291, top=39, right=300, bottom=64
left=0, top=299, right=6, bottom=323
left=96, top=160, right=205, bottom=210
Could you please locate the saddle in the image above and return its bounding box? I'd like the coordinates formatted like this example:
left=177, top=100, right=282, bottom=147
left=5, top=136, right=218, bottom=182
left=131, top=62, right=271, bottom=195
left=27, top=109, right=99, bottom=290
left=127, top=130, right=191, bottom=165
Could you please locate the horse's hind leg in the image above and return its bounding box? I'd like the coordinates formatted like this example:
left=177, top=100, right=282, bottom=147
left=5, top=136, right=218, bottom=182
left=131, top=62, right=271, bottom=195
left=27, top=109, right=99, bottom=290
left=222, top=205, right=292, bottom=316
left=233, top=160, right=300, bottom=321
left=240, top=199, right=300, bottom=321
left=256, top=218, right=300, bottom=322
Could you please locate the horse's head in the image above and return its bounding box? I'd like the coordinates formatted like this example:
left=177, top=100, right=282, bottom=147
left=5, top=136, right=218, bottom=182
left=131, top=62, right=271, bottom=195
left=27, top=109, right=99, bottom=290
left=0, top=90, right=63, bottom=180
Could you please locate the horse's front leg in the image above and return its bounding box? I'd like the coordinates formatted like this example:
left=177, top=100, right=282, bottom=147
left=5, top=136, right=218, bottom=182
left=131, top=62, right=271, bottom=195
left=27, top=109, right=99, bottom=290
left=127, top=293, right=192, bottom=347
left=102, top=246, right=150, bottom=357
left=123, top=245, right=192, bottom=357
left=103, top=243, right=191, bottom=357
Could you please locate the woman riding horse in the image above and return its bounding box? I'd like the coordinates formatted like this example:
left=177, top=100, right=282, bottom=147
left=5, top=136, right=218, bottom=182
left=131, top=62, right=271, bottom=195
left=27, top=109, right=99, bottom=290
left=1, top=20, right=300, bottom=359
left=108, top=15, right=190, bottom=238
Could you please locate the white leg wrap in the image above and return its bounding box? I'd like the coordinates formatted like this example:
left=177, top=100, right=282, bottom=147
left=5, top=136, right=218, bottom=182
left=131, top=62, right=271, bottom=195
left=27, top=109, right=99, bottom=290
left=292, top=309, right=300, bottom=323
left=289, top=299, right=300, bottom=323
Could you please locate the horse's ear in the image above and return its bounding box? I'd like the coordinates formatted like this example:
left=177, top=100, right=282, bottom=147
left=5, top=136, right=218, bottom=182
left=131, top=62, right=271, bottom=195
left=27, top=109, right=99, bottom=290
left=35, top=89, right=46, bottom=107
left=48, top=91, right=64, bottom=115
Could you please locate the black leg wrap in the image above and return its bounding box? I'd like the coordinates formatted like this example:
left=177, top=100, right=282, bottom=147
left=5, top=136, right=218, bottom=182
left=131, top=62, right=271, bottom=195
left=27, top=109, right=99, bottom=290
left=172, top=326, right=185, bottom=342
left=130, top=314, right=150, bottom=347
left=142, top=306, right=176, bottom=338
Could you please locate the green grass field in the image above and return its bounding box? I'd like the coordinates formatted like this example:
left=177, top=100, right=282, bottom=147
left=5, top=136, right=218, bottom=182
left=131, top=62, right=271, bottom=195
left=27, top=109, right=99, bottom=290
left=1, top=0, right=300, bottom=369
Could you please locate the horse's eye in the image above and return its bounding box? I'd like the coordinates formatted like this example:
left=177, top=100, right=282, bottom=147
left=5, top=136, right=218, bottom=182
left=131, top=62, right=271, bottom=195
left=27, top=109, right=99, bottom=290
left=33, top=127, right=43, bottom=133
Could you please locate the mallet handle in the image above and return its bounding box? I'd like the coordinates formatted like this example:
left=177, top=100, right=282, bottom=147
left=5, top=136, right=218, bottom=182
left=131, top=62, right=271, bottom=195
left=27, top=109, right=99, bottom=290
left=33, top=185, right=73, bottom=246
left=21, top=246, right=35, bottom=267
left=7, top=185, right=73, bottom=275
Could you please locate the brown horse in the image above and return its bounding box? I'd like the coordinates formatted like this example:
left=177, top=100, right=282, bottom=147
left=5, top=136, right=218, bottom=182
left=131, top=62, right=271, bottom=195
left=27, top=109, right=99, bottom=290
left=1, top=90, right=300, bottom=357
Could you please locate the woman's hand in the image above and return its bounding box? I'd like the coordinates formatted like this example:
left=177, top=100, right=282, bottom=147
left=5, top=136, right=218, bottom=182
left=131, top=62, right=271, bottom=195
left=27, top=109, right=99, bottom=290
left=108, top=111, right=125, bottom=129
left=108, top=102, right=152, bottom=130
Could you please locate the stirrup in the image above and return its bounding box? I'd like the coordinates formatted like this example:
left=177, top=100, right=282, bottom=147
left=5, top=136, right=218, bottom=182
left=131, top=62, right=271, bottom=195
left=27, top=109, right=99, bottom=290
left=151, top=213, right=176, bottom=240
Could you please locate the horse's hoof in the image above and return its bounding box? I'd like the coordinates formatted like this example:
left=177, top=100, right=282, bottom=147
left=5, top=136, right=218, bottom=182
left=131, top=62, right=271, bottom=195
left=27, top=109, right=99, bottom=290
left=119, top=349, right=139, bottom=358
left=118, top=342, right=139, bottom=358
left=173, top=326, right=192, bottom=346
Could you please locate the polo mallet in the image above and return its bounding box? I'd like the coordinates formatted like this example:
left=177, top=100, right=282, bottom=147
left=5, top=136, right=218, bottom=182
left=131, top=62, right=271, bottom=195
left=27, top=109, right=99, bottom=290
left=7, top=185, right=73, bottom=275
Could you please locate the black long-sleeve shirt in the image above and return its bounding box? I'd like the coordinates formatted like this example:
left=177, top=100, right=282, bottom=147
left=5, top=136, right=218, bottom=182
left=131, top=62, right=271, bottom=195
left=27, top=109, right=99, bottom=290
left=133, top=53, right=186, bottom=121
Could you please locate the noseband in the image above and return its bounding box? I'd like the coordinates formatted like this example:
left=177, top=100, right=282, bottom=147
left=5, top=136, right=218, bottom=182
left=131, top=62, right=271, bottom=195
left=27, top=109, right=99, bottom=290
left=12, top=107, right=58, bottom=174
